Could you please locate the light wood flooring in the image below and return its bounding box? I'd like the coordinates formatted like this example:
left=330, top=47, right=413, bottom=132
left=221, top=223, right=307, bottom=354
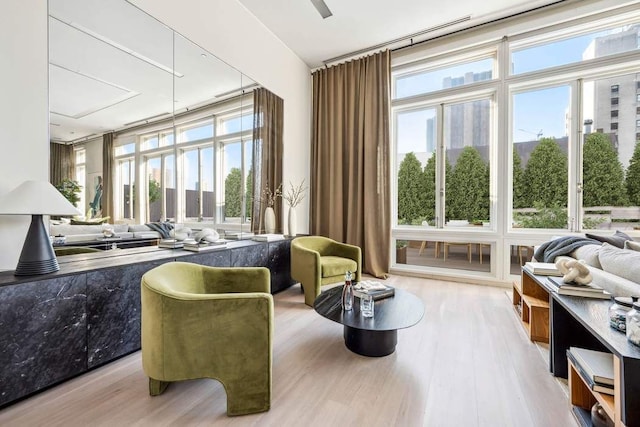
left=0, top=276, right=577, bottom=427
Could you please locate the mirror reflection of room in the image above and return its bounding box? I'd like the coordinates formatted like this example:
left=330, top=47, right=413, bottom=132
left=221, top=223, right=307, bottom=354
left=48, top=0, right=281, bottom=248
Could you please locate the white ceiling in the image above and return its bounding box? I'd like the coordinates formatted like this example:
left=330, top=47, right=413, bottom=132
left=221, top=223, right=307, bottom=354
left=237, top=0, right=568, bottom=68
left=49, top=0, right=252, bottom=144
left=49, top=0, right=568, bottom=143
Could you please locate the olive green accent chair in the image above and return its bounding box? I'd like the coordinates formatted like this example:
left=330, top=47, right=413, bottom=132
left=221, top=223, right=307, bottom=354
left=141, top=262, right=274, bottom=416
left=290, top=236, right=362, bottom=307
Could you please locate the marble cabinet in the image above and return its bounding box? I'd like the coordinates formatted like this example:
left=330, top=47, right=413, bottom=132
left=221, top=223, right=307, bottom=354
left=86, top=260, right=171, bottom=368
left=0, top=239, right=295, bottom=407
left=0, top=275, right=87, bottom=405
left=268, top=240, right=294, bottom=293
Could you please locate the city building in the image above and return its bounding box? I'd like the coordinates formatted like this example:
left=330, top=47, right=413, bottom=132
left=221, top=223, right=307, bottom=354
left=583, top=24, right=640, bottom=167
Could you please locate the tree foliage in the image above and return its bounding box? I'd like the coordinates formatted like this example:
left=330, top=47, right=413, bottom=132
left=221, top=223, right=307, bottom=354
left=55, top=179, right=82, bottom=207
left=626, top=141, right=640, bottom=206
left=446, top=146, right=489, bottom=221
left=582, top=133, right=628, bottom=206
left=245, top=166, right=253, bottom=218
left=224, top=167, right=242, bottom=217
left=148, top=178, right=161, bottom=203
left=513, top=148, right=526, bottom=209
left=423, top=154, right=436, bottom=222
left=397, top=152, right=427, bottom=224
left=523, top=137, right=567, bottom=208
left=515, top=201, right=568, bottom=229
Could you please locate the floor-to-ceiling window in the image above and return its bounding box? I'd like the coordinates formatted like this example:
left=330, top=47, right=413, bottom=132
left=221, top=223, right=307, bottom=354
left=391, top=4, right=640, bottom=283
left=393, top=50, right=497, bottom=275
left=112, top=97, right=254, bottom=229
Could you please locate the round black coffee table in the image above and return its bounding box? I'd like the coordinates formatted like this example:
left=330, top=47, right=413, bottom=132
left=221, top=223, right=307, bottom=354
left=314, top=285, right=424, bottom=357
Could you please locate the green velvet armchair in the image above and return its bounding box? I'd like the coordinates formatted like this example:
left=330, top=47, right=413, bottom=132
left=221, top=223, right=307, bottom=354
left=290, top=236, right=362, bottom=307
left=141, top=262, right=274, bottom=416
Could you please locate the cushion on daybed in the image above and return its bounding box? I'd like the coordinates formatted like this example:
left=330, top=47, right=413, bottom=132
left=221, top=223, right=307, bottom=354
left=625, top=240, right=640, bottom=252
left=598, top=243, right=640, bottom=286
left=585, top=230, right=632, bottom=249
left=571, top=244, right=603, bottom=269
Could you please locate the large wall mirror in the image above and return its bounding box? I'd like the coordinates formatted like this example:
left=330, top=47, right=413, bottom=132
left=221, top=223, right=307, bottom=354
left=48, top=0, right=262, bottom=234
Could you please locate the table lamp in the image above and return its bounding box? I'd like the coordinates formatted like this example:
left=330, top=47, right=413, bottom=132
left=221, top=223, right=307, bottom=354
left=0, top=180, right=81, bottom=276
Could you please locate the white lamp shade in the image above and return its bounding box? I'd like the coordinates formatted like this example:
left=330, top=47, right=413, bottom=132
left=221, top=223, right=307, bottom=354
left=0, top=180, right=82, bottom=216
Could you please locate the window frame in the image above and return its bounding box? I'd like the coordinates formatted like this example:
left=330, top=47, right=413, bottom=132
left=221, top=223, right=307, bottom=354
left=389, top=3, right=640, bottom=283
left=112, top=98, right=255, bottom=227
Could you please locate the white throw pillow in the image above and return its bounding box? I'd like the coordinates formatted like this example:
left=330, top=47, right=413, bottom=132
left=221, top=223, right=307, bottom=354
left=572, top=244, right=602, bottom=269
left=624, top=240, right=640, bottom=252
left=598, top=243, right=640, bottom=284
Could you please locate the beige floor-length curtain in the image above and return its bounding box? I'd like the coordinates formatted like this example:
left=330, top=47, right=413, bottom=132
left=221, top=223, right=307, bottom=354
left=49, top=142, right=75, bottom=187
left=251, top=88, right=284, bottom=234
left=311, top=50, right=391, bottom=278
left=102, top=133, right=115, bottom=220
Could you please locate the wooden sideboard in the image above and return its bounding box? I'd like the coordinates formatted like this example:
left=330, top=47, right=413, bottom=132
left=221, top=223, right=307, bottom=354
left=512, top=268, right=640, bottom=426
left=551, top=293, right=640, bottom=427
left=0, top=239, right=295, bottom=407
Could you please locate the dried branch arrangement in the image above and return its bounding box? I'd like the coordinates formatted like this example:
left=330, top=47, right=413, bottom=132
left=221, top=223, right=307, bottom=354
left=257, top=182, right=282, bottom=208
left=282, top=180, right=307, bottom=208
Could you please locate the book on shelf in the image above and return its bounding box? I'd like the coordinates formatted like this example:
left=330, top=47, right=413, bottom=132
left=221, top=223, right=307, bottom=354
left=547, top=276, right=605, bottom=292
left=224, top=232, right=255, bottom=240
left=523, top=262, right=562, bottom=276
left=158, top=239, right=184, bottom=249
left=352, top=281, right=395, bottom=301
left=557, top=288, right=611, bottom=299
left=567, top=347, right=615, bottom=395
left=182, top=239, right=228, bottom=252
left=183, top=242, right=227, bottom=252
left=183, top=238, right=228, bottom=246
left=252, top=234, right=286, bottom=242
left=546, top=277, right=610, bottom=298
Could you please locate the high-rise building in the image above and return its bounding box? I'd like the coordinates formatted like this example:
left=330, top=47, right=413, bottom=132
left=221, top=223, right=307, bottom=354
left=583, top=25, right=640, bottom=168
left=443, top=71, right=492, bottom=150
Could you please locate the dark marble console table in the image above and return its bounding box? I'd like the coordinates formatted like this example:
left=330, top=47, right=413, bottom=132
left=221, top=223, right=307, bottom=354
left=0, top=239, right=295, bottom=407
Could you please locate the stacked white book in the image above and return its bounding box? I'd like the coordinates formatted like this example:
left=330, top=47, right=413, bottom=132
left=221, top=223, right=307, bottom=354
left=158, top=239, right=184, bottom=249
left=546, top=276, right=611, bottom=299
left=567, top=347, right=614, bottom=395
left=252, top=234, right=286, bottom=242
left=523, top=262, right=562, bottom=276
left=183, top=239, right=228, bottom=252
left=352, top=281, right=395, bottom=300
left=225, top=232, right=255, bottom=240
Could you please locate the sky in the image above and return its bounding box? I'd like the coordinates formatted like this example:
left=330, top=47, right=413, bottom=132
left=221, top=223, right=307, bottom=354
left=178, top=113, right=253, bottom=190
left=395, top=27, right=627, bottom=157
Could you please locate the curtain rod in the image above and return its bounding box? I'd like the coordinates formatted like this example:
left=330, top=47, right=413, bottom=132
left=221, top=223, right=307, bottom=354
left=319, top=0, right=570, bottom=68
left=321, top=15, right=471, bottom=65
left=390, top=0, right=569, bottom=53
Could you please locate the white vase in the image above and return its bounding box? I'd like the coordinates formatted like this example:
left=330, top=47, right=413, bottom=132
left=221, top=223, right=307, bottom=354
left=264, top=207, right=276, bottom=234
left=288, top=206, right=297, bottom=237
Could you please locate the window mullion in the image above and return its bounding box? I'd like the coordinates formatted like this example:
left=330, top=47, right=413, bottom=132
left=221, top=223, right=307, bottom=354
left=436, top=103, right=445, bottom=229
left=571, top=78, right=583, bottom=233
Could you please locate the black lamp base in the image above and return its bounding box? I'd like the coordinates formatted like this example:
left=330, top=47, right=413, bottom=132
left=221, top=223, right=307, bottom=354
left=14, top=214, right=59, bottom=276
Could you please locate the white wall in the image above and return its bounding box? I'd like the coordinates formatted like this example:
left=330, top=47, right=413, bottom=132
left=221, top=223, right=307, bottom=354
left=0, top=0, right=49, bottom=271
left=130, top=0, right=312, bottom=235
